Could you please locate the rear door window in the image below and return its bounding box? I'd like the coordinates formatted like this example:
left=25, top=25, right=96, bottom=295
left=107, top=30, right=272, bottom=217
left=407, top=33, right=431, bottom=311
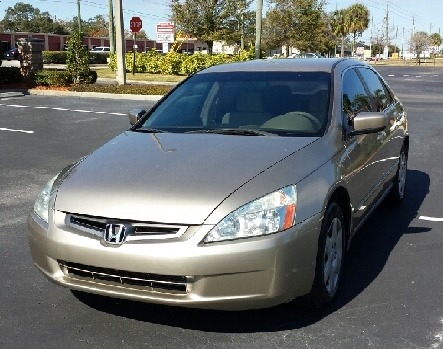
left=356, top=67, right=393, bottom=112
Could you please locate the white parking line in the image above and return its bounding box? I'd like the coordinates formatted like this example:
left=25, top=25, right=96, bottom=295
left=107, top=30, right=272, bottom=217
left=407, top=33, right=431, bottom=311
left=419, top=216, right=443, bottom=222
left=8, top=104, right=30, bottom=108
left=0, top=127, right=34, bottom=134
left=1, top=102, right=125, bottom=116
left=73, top=109, right=93, bottom=113
left=388, top=74, right=395, bottom=77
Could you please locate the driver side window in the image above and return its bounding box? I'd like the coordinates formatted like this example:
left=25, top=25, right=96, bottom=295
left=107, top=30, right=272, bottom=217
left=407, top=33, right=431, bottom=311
left=342, top=68, right=372, bottom=128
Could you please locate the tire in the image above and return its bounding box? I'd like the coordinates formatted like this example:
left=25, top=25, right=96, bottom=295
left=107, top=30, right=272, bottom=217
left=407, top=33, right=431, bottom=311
left=387, top=146, right=407, bottom=205
left=308, top=202, right=345, bottom=308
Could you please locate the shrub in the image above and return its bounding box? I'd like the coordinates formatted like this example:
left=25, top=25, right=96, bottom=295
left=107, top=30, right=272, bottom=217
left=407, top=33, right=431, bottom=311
left=89, top=52, right=109, bottom=64
left=107, top=50, right=255, bottom=77
left=66, top=32, right=92, bottom=84
left=0, top=67, right=22, bottom=84
left=181, top=53, right=211, bottom=75
left=33, top=70, right=73, bottom=86
left=68, top=83, right=172, bottom=95
left=161, top=52, right=185, bottom=75
left=144, top=51, right=163, bottom=74
left=43, top=51, right=67, bottom=64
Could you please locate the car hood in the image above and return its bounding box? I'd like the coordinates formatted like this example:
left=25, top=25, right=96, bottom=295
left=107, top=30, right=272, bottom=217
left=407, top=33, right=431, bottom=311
left=54, top=131, right=317, bottom=224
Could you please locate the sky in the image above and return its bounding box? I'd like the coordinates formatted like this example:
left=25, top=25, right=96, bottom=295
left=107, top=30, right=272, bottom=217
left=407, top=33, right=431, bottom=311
left=0, top=0, right=441, bottom=46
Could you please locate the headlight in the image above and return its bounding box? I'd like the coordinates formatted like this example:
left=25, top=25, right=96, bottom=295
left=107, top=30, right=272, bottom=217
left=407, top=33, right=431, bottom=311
left=33, top=175, right=58, bottom=223
left=203, top=185, right=297, bottom=243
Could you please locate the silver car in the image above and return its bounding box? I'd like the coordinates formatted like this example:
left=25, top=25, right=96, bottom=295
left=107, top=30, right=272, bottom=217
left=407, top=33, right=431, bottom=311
left=28, top=58, right=408, bottom=310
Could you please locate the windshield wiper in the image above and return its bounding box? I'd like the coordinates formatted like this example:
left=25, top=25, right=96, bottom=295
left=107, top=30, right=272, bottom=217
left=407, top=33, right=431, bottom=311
left=133, top=128, right=166, bottom=133
left=186, top=128, right=274, bottom=136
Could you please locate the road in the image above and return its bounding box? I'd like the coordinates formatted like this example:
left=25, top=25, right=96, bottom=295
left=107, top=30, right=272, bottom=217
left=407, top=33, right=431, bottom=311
left=0, top=66, right=442, bottom=349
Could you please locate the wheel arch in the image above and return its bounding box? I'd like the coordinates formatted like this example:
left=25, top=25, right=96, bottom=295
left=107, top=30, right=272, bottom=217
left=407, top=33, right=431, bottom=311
left=327, top=186, right=352, bottom=249
left=403, top=135, right=409, bottom=156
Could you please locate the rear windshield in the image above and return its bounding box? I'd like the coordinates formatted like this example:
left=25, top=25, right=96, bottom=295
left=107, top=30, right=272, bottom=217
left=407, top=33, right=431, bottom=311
left=138, top=71, right=331, bottom=137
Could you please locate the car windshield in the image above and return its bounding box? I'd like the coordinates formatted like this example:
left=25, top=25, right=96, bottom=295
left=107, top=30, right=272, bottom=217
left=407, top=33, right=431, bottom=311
left=136, top=71, right=331, bottom=137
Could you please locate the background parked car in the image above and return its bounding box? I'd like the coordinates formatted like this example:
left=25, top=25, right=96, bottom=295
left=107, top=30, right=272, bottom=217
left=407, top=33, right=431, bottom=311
left=290, top=52, right=321, bottom=59
left=90, top=46, right=110, bottom=53
left=3, top=48, right=19, bottom=60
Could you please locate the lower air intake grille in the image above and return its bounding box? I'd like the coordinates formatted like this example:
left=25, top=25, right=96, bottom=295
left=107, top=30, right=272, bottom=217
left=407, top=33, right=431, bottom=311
left=58, top=260, right=189, bottom=294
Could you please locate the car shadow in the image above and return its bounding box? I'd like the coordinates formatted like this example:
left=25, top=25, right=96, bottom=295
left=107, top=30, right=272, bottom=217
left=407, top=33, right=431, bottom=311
left=73, top=169, right=430, bottom=332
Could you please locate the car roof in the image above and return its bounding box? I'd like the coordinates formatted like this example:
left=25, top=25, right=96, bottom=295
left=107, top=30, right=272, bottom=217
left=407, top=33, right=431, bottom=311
left=198, top=58, right=367, bottom=74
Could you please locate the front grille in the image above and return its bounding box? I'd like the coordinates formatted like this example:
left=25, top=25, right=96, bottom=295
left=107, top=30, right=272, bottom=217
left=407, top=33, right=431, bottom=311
left=59, top=260, right=190, bottom=293
left=65, top=213, right=187, bottom=241
left=70, top=215, right=106, bottom=233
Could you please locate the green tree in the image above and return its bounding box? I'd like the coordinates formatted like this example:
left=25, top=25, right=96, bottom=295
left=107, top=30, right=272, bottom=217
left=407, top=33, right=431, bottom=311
left=262, top=7, right=294, bottom=55
left=65, top=15, right=110, bottom=37
left=125, top=29, right=149, bottom=39
left=222, top=1, right=255, bottom=48
left=430, top=32, right=442, bottom=54
left=66, top=31, right=91, bottom=84
left=409, top=31, right=430, bottom=64
left=171, top=0, right=241, bottom=53
left=0, top=2, right=65, bottom=33
left=330, top=9, right=349, bottom=57
left=263, top=0, right=326, bottom=56
left=290, top=0, right=326, bottom=53
left=346, top=3, right=369, bottom=55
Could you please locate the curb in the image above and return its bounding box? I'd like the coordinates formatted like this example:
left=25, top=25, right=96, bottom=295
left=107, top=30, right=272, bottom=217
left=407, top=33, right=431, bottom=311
left=27, top=89, right=163, bottom=101
left=0, top=91, right=26, bottom=98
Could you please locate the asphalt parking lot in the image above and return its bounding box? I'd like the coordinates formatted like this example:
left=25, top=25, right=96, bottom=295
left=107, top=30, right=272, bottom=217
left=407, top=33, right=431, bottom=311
left=0, top=65, right=442, bottom=349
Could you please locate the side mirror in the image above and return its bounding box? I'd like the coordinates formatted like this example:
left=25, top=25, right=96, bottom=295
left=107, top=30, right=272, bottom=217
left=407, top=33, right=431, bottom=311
left=350, top=112, right=387, bottom=136
left=128, top=108, right=146, bottom=126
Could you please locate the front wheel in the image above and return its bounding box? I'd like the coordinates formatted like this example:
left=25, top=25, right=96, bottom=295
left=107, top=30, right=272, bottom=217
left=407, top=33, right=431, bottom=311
left=308, top=202, right=345, bottom=308
left=387, top=146, right=407, bottom=205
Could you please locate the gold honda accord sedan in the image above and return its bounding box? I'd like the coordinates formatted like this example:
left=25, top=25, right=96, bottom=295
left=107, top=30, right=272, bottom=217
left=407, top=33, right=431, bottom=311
left=28, top=58, right=408, bottom=310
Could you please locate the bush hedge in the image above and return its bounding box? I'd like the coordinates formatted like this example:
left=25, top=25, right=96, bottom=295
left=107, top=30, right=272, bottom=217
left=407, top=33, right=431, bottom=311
left=108, top=48, right=255, bottom=75
left=33, top=69, right=97, bottom=86
left=42, top=51, right=67, bottom=64
left=69, top=83, right=172, bottom=95
left=0, top=67, right=22, bottom=84
left=89, top=52, right=110, bottom=64
left=43, top=51, right=110, bottom=64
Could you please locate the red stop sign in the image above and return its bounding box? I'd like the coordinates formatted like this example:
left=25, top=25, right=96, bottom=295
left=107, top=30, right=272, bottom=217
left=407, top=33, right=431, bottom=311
left=130, top=17, right=142, bottom=33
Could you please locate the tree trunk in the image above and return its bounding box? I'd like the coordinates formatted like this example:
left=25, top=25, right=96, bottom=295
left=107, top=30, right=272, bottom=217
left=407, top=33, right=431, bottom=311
left=341, top=36, right=345, bottom=57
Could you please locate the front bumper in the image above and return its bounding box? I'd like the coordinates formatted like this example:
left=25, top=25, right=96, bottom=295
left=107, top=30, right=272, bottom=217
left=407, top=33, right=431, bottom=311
left=27, top=210, right=321, bottom=310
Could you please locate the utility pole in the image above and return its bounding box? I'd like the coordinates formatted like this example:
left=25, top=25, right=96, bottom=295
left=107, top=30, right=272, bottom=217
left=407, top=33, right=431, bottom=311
left=240, top=0, right=245, bottom=50
left=114, top=0, right=126, bottom=85
left=385, top=4, right=389, bottom=47
left=412, top=15, right=415, bottom=36
left=77, top=0, right=82, bottom=33
left=255, top=0, right=263, bottom=59
left=108, top=0, right=115, bottom=53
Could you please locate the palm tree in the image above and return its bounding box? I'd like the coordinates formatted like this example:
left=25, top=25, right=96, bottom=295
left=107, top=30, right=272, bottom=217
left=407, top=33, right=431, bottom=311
left=331, top=9, right=348, bottom=57
left=346, top=4, right=370, bottom=56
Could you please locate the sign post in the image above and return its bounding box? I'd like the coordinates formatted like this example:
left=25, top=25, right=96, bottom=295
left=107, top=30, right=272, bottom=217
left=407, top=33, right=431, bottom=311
left=130, top=17, right=142, bottom=75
